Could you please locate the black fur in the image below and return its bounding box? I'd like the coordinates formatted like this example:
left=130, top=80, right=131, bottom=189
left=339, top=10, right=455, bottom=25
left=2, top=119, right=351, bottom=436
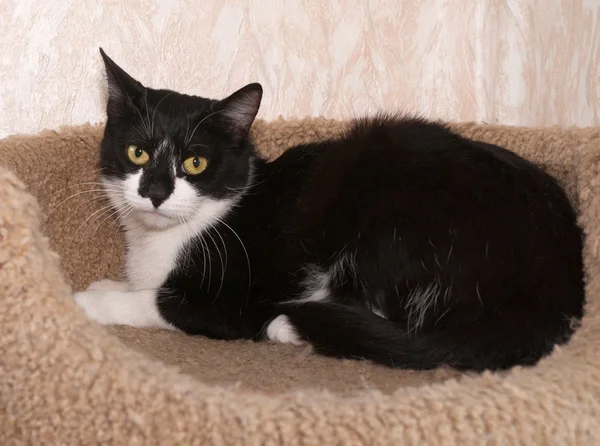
left=100, top=49, right=585, bottom=371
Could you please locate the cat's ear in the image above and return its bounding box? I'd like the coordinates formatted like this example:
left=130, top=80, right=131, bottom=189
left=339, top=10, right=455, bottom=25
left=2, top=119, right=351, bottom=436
left=99, top=48, right=144, bottom=112
left=214, top=83, right=263, bottom=141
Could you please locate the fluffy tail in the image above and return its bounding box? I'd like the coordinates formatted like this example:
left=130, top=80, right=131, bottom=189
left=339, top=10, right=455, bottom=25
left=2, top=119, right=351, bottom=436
left=279, top=302, right=553, bottom=371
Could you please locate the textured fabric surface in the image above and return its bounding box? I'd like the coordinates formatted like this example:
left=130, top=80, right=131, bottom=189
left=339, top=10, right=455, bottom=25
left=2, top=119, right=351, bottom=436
left=1, top=0, right=599, bottom=138
left=1, top=119, right=600, bottom=444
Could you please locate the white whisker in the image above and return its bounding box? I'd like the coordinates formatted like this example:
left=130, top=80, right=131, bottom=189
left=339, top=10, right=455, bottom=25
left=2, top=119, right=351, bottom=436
left=131, top=102, right=151, bottom=139
left=144, top=90, right=152, bottom=137
left=184, top=115, right=190, bottom=145
left=151, top=92, right=175, bottom=137
left=67, top=203, right=117, bottom=250
left=216, top=219, right=251, bottom=306
left=47, top=182, right=124, bottom=198
left=132, top=125, right=148, bottom=141
left=205, top=228, right=225, bottom=303
left=181, top=213, right=209, bottom=289
left=84, top=204, right=130, bottom=246
left=43, top=189, right=119, bottom=224
left=188, top=143, right=210, bottom=150
left=212, top=226, right=229, bottom=300
left=185, top=110, right=225, bottom=146
left=109, top=204, right=135, bottom=239
left=59, top=195, right=114, bottom=232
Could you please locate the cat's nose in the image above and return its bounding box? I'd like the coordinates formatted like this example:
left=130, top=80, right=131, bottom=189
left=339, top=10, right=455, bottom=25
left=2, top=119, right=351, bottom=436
left=147, top=183, right=170, bottom=208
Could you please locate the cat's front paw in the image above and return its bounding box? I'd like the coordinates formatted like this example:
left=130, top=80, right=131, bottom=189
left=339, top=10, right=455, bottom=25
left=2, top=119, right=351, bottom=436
left=73, top=290, right=121, bottom=325
left=73, top=288, right=172, bottom=329
left=86, top=279, right=129, bottom=292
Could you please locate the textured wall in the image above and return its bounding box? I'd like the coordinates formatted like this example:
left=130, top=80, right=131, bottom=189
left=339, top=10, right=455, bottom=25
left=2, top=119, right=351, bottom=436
left=0, top=0, right=598, bottom=138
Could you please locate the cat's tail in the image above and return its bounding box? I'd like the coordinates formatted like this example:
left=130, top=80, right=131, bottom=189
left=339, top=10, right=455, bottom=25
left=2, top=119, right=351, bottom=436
left=278, top=301, right=552, bottom=371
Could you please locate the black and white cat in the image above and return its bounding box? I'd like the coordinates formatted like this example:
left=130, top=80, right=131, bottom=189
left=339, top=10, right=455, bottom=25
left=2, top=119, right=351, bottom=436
left=74, top=49, right=585, bottom=371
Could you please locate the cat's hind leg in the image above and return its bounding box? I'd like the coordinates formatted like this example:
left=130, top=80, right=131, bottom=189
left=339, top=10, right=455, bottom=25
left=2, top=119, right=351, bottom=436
left=265, top=315, right=305, bottom=345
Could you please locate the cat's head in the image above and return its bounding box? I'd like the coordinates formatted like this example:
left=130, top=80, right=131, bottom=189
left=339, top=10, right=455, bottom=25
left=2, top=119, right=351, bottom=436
left=98, top=48, right=262, bottom=230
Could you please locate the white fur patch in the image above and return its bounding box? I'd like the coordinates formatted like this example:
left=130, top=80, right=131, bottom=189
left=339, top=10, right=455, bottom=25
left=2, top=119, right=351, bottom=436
left=286, top=253, right=389, bottom=321
left=73, top=288, right=174, bottom=329
left=266, top=315, right=304, bottom=345
left=330, top=251, right=357, bottom=285
left=294, top=252, right=361, bottom=304
left=295, top=265, right=331, bottom=304
left=405, top=282, right=442, bottom=333
left=366, top=290, right=388, bottom=319
left=367, top=302, right=387, bottom=319
left=153, top=137, right=172, bottom=160
left=372, top=308, right=386, bottom=318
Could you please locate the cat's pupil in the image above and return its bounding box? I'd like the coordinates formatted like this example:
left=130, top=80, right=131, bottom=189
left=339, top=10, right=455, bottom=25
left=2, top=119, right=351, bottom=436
left=192, top=157, right=200, bottom=168
left=135, top=147, right=143, bottom=158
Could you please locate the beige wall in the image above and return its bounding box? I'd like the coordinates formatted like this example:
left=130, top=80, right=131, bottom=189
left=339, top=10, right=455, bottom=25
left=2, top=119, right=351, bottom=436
left=0, top=0, right=598, bottom=138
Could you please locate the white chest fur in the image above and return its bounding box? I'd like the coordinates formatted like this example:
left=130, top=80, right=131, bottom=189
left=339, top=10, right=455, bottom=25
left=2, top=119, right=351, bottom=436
left=122, top=197, right=236, bottom=291
left=124, top=222, right=191, bottom=290
left=123, top=203, right=235, bottom=290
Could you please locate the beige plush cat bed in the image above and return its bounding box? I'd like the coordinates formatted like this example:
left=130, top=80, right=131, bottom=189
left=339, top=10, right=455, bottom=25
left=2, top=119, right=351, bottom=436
left=1, top=118, right=599, bottom=444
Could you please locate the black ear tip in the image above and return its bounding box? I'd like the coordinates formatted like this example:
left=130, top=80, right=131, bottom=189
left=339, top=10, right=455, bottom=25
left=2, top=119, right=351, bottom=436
left=99, top=47, right=112, bottom=66
left=250, top=83, right=263, bottom=94
left=245, top=83, right=263, bottom=101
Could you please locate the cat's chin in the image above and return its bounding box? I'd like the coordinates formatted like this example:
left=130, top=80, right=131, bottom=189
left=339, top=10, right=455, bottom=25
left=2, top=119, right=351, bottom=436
left=134, top=209, right=180, bottom=230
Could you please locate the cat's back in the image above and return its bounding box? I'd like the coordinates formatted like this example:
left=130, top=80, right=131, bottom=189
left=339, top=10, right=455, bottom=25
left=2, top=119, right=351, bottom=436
left=346, top=115, right=458, bottom=151
left=293, top=115, right=565, bottom=208
left=272, top=114, right=580, bottom=260
left=331, top=115, right=535, bottom=172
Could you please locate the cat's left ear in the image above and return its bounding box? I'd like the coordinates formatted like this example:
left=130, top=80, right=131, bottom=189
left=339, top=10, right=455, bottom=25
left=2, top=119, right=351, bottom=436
left=99, top=47, right=145, bottom=114
left=214, top=83, right=263, bottom=141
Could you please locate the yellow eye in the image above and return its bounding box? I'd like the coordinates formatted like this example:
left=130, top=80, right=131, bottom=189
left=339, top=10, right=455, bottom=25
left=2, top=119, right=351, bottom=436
left=127, top=145, right=150, bottom=166
left=183, top=156, right=208, bottom=175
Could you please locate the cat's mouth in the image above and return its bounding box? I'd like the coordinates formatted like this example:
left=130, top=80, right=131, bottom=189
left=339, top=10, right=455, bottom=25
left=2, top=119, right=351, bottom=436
left=139, top=209, right=168, bottom=217
left=135, top=208, right=179, bottom=229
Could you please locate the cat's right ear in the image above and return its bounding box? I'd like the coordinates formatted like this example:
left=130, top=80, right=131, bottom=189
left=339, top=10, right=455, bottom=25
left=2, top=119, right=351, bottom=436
left=99, top=48, right=144, bottom=112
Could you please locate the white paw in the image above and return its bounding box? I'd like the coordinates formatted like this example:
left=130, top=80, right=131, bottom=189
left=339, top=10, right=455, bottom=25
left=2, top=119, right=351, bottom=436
left=86, top=279, right=129, bottom=292
left=73, top=288, right=174, bottom=329
left=73, top=290, right=120, bottom=325
left=266, top=315, right=304, bottom=346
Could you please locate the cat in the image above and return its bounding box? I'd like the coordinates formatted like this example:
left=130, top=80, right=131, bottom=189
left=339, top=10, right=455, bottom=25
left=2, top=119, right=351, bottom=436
left=74, top=48, right=585, bottom=371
